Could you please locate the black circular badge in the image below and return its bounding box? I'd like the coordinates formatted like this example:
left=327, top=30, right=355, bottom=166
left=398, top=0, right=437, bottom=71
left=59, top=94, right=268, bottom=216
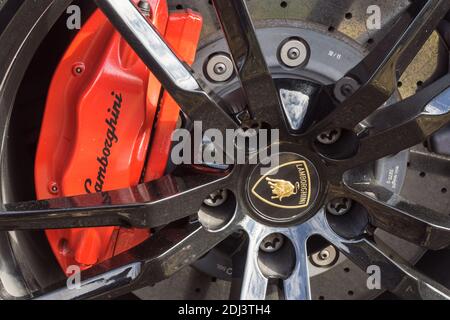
left=247, top=153, right=320, bottom=223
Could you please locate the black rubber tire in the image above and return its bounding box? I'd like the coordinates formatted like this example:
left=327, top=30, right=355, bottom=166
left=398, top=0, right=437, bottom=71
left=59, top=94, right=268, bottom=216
left=0, top=0, right=74, bottom=299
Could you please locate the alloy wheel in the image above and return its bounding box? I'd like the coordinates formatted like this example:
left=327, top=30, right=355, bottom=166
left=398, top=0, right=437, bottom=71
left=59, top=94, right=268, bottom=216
left=0, top=0, right=450, bottom=300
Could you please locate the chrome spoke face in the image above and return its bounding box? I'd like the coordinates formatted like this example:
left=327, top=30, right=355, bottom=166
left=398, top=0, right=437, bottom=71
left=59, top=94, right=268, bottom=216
left=238, top=216, right=312, bottom=300
left=239, top=220, right=269, bottom=300
left=281, top=228, right=311, bottom=300
left=234, top=209, right=450, bottom=300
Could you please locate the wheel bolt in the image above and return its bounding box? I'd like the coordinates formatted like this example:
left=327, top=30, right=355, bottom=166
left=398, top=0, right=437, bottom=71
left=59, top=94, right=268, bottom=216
left=311, top=245, right=338, bottom=267
left=203, top=189, right=228, bottom=207
left=260, top=233, right=284, bottom=253
left=317, top=128, right=342, bottom=145
left=205, top=54, right=234, bottom=82
left=341, top=84, right=355, bottom=97
left=279, top=38, right=309, bottom=68
left=327, top=198, right=353, bottom=216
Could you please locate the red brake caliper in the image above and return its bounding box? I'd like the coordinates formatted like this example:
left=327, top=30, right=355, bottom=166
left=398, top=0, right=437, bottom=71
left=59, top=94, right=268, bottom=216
left=35, top=0, right=202, bottom=273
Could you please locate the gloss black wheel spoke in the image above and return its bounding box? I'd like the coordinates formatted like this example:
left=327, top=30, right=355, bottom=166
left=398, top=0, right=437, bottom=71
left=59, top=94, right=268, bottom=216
left=0, top=169, right=235, bottom=230
left=36, top=223, right=236, bottom=299
left=94, top=0, right=237, bottom=131
left=212, top=0, right=284, bottom=130
left=310, top=0, right=450, bottom=134
left=335, top=75, right=450, bottom=171
left=343, top=182, right=450, bottom=250
left=336, top=239, right=450, bottom=299
left=311, top=212, right=450, bottom=300
left=350, top=0, right=449, bottom=83
left=438, top=19, right=450, bottom=48
left=409, top=148, right=450, bottom=176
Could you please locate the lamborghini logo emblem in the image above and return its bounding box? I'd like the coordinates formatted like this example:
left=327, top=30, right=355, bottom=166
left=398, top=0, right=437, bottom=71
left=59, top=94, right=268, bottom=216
left=266, top=178, right=299, bottom=201
left=251, top=161, right=312, bottom=209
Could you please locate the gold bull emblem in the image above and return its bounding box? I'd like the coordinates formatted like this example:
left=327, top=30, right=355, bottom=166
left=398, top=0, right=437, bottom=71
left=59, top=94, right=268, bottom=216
left=266, top=178, right=300, bottom=202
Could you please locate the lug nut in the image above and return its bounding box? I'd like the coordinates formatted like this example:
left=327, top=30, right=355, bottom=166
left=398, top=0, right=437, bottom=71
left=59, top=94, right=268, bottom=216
left=260, top=233, right=285, bottom=253
left=279, top=38, right=309, bottom=68
left=203, top=189, right=229, bottom=207
left=310, top=245, right=338, bottom=267
left=334, top=76, right=360, bottom=102
left=317, top=128, right=342, bottom=145
left=205, top=54, right=234, bottom=82
left=327, top=198, right=353, bottom=216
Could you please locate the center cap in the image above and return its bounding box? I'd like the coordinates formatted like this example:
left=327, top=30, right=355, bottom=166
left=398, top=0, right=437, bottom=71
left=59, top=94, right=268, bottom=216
left=247, top=153, right=320, bottom=224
